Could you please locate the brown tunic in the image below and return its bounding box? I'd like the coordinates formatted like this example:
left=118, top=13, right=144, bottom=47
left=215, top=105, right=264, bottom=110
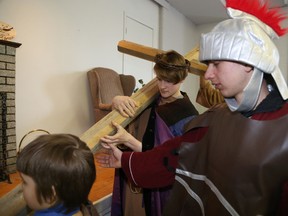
left=164, top=106, right=288, bottom=216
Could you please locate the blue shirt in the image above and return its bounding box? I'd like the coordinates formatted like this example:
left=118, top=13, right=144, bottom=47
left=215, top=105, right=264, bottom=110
left=34, top=203, right=80, bottom=216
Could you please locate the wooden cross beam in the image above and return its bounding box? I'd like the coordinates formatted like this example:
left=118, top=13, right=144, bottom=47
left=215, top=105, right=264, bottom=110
left=0, top=41, right=207, bottom=215
left=82, top=40, right=207, bottom=153
left=117, top=40, right=224, bottom=107
left=82, top=78, right=159, bottom=152
left=117, top=40, right=207, bottom=76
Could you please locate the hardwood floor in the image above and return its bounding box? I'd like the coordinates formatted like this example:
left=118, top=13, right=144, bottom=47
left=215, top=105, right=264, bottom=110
left=0, top=161, right=115, bottom=203
left=89, top=164, right=115, bottom=201
left=0, top=171, right=22, bottom=196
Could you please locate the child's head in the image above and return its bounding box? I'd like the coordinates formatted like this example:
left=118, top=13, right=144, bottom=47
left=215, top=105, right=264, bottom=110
left=16, top=134, right=96, bottom=213
left=154, top=50, right=190, bottom=84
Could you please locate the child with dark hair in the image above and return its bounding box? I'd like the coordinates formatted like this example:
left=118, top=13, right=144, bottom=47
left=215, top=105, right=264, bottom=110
left=16, top=134, right=99, bottom=216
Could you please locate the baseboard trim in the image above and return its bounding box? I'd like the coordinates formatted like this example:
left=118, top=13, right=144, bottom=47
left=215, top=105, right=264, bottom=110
left=93, top=193, right=112, bottom=216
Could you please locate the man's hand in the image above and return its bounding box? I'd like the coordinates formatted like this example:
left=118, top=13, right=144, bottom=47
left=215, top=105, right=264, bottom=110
left=95, top=143, right=123, bottom=168
left=100, top=121, right=142, bottom=152
left=112, top=96, right=138, bottom=117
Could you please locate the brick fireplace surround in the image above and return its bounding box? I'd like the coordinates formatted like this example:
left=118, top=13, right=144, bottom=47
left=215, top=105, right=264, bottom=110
left=0, top=39, right=21, bottom=182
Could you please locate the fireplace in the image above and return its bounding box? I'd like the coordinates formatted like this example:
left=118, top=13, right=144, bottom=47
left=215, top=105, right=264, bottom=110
left=0, top=39, right=21, bottom=182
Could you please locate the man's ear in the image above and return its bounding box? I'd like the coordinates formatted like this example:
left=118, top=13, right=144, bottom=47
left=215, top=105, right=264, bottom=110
left=52, top=186, right=56, bottom=196
left=48, top=186, right=57, bottom=204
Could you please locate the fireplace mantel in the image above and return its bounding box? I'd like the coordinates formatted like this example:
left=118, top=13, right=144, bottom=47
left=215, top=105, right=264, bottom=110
left=0, top=40, right=21, bottom=48
left=0, top=39, right=21, bottom=182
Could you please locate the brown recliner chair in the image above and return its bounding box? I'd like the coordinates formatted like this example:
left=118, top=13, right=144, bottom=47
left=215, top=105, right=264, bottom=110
left=87, top=67, right=136, bottom=122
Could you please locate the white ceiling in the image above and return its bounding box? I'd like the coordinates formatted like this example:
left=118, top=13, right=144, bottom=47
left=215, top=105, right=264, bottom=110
left=166, top=0, right=288, bottom=25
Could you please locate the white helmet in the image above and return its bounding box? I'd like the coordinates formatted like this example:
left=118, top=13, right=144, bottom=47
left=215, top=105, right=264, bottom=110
left=200, top=0, right=288, bottom=111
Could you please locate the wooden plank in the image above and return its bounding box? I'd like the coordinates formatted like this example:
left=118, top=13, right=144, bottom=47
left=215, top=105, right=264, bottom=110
left=118, top=41, right=224, bottom=107
left=117, top=40, right=207, bottom=76
left=0, top=184, right=26, bottom=216
left=82, top=78, right=159, bottom=153
left=184, top=45, right=208, bottom=75
left=117, top=40, right=163, bottom=62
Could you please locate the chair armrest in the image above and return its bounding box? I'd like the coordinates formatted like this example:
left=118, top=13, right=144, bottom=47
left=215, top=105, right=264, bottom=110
left=99, top=103, right=112, bottom=111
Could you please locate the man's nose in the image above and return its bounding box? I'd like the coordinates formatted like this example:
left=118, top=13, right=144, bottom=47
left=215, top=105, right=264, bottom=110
left=204, top=65, right=215, bottom=80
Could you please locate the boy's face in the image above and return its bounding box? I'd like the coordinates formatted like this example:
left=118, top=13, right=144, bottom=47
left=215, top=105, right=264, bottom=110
left=204, top=60, right=253, bottom=103
left=19, top=172, right=53, bottom=211
left=156, top=77, right=183, bottom=99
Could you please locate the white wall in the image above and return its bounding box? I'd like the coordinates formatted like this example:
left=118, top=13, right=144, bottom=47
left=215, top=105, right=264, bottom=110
left=0, top=0, right=160, bottom=146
